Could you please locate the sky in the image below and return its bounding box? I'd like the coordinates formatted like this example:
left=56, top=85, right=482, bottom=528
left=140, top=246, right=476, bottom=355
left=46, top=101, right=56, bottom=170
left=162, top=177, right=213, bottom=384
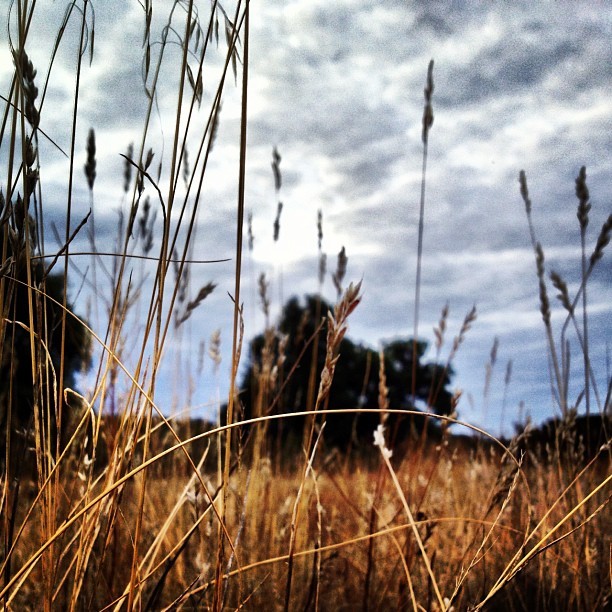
left=1, top=1, right=611, bottom=437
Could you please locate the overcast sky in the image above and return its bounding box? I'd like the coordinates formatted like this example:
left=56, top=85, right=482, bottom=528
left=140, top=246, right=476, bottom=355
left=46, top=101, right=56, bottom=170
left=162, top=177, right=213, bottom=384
left=2, top=1, right=611, bottom=437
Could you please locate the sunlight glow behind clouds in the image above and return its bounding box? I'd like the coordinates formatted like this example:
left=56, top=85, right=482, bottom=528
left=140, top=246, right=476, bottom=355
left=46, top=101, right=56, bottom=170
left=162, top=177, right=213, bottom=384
left=1, top=0, right=610, bottom=435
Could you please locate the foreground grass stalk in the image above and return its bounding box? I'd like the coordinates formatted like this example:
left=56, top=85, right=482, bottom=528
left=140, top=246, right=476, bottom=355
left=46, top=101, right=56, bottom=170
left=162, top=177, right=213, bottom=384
left=478, top=471, right=611, bottom=610
left=127, top=1, right=197, bottom=610
left=575, top=167, right=592, bottom=445
left=284, top=424, right=326, bottom=612
left=373, top=425, right=447, bottom=611
left=519, top=171, right=567, bottom=415
left=286, top=283, right=362, bottom=610
left=216, top=2, right=249, bottom=609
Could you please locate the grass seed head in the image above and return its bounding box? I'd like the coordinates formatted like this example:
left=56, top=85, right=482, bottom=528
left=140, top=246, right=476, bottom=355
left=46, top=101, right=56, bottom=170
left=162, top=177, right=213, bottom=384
left=258, top=272, right=270, bottom=321
left=434, top=302, right=450, bottom=351
left=549, top=270, right=573, bottom=314
left=123, top=142, right=134, bottom=193
left=273, top=201, right=283, bottom=241
left=247, top=210, right=254, bottom=252
left=272, top=146, right=282, bottom=191
left=84, top=128, right=97, bottom=191
left=575, top=166, right=590, bottom=230
left=318, top=252, right=327, bottom=287
left=422, top=59, right=434, bottom=145
left=14, top=48, right=40, bottom=129
left=590, top=214, right=612, bottom=266
left=519, top=170, right=532, bottom=215
left=332, top=246, right=348, bottom=296
left=535, top=243, right=551, bottom=325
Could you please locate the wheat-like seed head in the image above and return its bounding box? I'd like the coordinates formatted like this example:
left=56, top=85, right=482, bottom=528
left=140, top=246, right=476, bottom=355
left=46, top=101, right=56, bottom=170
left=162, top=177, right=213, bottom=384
left=14, top=47, right=40, bottom=129
left=421, top=59, right=434, bottom=145
left=575, top=166, right=590, bottom=230
left=434, top=302, right=449, bottom=351
left=549, top=270, right=573, bottom=314
left=175, top=281, right=216, bottom=327
left=590, top=214, right=611, bottom=266
left=535, top=243, right=551, bottom=325
left=378, top=347, right=389, bottom=422
left=315, top=281, right=362, bottom=406
left=451, top=305, right=477, bottom=355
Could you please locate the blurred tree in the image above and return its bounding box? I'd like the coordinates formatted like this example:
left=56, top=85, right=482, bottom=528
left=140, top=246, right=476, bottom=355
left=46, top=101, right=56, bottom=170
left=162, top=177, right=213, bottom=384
left=0, top=201, right=91, bottom=469
left=235, top=294, right=453, bottom=454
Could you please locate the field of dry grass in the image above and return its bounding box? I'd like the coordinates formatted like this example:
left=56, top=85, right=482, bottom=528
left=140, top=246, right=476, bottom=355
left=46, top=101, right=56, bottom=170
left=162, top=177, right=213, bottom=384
left=5, top=430, right=610, bottom=610
left=1, top=2, right=610, bottom=610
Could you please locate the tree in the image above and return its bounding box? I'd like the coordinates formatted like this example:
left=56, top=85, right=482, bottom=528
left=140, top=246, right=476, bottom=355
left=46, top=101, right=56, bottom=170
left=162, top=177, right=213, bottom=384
left=0, top=200, right=91, bottom=471
left=236, top=294, right=454, bottom=454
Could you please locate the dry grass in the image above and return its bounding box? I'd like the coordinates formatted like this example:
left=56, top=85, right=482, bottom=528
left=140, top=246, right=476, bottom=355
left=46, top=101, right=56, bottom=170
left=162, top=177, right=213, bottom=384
left=1, top=2, right=610, bottom=611
left=3, top=432, right=609, bottom=610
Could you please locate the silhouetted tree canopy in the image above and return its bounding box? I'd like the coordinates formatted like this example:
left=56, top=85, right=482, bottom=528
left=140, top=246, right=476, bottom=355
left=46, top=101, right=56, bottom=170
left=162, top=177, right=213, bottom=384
left=234, top=294, right=454, bottom=453
left=0, top=219, right=91, bottom=465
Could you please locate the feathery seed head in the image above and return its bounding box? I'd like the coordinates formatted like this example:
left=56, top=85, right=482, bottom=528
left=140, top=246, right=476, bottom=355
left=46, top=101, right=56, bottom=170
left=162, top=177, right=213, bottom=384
left=590, top=214, right=611, bottom=266
left=535, top=243, right=551, bottom=324
left=14, top=48, right=40, bottom=129
left=422, top=59, right=435, bottom=145
left=575, top=166, right=590, bottom=230
left=373, top=424, right=392, bottom=459
left=434, top=302, right=449, bottom=350
left=315, top=281, right=362, bottom=408
left=452, top=305, right=477, bottom=354
left=549, top=270, right=573, bottom=314
left=144, top=147, right=155, bottom=171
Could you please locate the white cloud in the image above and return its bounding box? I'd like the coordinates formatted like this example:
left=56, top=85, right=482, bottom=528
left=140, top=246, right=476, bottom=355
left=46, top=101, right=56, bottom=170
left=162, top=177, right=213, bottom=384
left=2, top=1, right=610, bottom=433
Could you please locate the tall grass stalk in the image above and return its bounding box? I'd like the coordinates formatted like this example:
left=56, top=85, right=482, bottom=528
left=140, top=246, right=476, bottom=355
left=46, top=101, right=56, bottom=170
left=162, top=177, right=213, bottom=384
left=217, top=2, right=249, bottom=610
left=411, top=59, right=434, bottom=405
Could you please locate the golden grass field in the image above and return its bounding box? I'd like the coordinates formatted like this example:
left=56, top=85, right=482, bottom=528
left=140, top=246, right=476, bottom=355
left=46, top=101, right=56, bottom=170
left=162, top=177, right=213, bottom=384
left=1, top=2, right=610, bottom=610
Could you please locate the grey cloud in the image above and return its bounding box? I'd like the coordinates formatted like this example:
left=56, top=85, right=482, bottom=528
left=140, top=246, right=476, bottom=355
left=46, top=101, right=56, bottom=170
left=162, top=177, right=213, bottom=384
left=3, top=0, right=611, bottom=432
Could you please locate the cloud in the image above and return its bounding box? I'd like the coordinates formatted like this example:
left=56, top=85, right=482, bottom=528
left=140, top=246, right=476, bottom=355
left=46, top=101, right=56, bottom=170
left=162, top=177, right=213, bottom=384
left=1, top=1, right=610, bottom=434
